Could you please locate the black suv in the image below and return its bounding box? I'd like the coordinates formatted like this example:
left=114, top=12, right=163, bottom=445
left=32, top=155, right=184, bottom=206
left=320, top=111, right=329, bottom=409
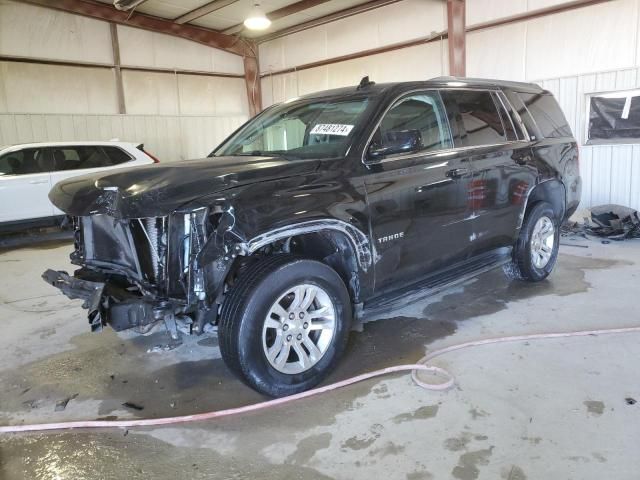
left=44, top=77, right=580, bottom=397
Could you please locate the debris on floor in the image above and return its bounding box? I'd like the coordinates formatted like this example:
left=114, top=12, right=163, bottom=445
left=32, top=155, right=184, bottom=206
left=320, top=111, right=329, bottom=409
left=122, top=402, right=144, bottom=411
left=147, top=343, right=181, bottom=353
left=55, top=394, right=78, bottom=412
left=563, top=204, right=640, bottom=241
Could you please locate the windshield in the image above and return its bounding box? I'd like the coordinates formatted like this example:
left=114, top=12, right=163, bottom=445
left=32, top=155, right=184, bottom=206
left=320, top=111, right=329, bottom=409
left=212, top=97, right=370, bottom=160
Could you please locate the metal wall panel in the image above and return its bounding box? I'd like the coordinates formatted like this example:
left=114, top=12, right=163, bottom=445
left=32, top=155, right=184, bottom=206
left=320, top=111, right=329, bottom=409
left=0, top=0, right=113, bottom=64
left=117, top=25, right=244, bottom=75
left=0, top=62, right=119, bottom=114
left=260, top=41, right=446, bottom=106
left=0, top=113, right=247, bottom=162
left=467, top=24, right=527, bottom=81
left=537, top=67, right=640, bottom=210
left=258, top=0, right=447, bottom=73
left=526, top=0, right=638, bottom=80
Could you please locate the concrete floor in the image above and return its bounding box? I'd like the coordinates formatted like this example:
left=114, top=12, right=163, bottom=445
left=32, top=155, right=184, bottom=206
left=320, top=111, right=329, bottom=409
left=1, top=236, right=639, bottom=479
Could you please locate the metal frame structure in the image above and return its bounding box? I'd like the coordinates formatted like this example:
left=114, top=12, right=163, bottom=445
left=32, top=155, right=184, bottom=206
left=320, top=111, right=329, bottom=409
left=14, top=0, right=612, bottom=116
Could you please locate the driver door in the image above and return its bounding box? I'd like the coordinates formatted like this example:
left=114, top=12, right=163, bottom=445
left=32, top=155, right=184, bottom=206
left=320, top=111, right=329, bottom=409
left=363, top=91, right=475, bottom=294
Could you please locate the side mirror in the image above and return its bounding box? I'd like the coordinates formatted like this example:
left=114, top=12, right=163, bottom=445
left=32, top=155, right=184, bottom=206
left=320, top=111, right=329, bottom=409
left=367, top=129, right=422, bottom=160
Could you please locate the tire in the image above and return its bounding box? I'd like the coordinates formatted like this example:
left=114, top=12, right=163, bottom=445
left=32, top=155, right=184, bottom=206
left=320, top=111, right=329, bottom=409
left=218, top=254, right=352, bottom=397
left=503, top=201, right=560, bottom=282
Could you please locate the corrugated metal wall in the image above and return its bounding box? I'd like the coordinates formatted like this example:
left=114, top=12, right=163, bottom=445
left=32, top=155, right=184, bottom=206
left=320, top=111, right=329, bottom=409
left=537, top=69, right=640, bottom=210
left=0, top=1, right=249, bottom=160
left=0, top=113, right=246, bottom=161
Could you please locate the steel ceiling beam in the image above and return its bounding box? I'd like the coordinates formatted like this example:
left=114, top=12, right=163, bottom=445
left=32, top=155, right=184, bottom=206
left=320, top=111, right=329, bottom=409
left=446, top=0, right=465, bottom=77
left=255, top=0, right=402, bottom=43
left=20, top=0, right=254, bottom=57
left=174, top=0, right=240, bottom=25
left=222, top=0, right=332, bottom=35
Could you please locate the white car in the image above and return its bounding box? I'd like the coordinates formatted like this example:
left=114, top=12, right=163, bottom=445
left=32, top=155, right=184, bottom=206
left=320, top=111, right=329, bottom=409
left=0, top=141, right=159, bottom=228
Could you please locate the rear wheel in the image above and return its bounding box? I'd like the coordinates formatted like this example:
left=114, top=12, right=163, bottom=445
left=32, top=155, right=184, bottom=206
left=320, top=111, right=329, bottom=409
left=218, top=255, right=351, bottom=397
left=503, top=201, right=560, bottom=282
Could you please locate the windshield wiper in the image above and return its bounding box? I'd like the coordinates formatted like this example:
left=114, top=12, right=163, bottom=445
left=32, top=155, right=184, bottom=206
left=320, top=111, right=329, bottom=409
left=233, top=150, right=298, bottom=160
left=236, top=150, right=267, bottom=156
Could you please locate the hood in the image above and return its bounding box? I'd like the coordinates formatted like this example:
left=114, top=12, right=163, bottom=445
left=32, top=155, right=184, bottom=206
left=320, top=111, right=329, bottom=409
left=49, top=156, right=320, bottom=219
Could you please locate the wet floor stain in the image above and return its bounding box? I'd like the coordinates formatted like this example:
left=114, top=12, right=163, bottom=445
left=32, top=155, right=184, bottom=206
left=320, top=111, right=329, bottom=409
left=584, top=400, right=605, bottom=416
left=285, top=432, right=332, bottom=465
left=421, top=255, right=623, bottom=324
left=469, top=407, right=489, bottom=420
left=592, top=452, right=607, bottom=463
left=340, top=424, right=383, bottom=451
left=444, top=432, right=473, bottom=452
left=406, top=471, right=434, bottom=480
left=451, top=447, right=494, bottom=480
left=502, top=465, right=527, bottom=480
left=520, top=435, right=542, bottom=445
left=0, top=329, right=266, bottom=421
left=367, top=441, right=406, bottom=458
left=0, top=431, right=334, bottom=480
left=392, top=405, right=439, bottom=423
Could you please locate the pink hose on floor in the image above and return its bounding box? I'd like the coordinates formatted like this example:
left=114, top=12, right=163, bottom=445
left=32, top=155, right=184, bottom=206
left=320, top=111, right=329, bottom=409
left=2, top=326, right=639, bottom=434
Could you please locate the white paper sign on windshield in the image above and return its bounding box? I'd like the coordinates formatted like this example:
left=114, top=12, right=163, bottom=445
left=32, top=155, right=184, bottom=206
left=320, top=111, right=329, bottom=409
left=309, top=124, right=354, bottom=136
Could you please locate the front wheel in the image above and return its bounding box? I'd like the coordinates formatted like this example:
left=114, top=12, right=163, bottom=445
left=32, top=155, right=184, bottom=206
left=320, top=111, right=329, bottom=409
left=218, top=255, right=351, bottom=397
left=503, top=201, right=560, bottom=282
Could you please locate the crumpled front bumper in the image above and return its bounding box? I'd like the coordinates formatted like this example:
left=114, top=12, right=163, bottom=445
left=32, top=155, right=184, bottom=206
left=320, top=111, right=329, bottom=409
left=42, top=269, right=104, bottom=330
left=42, top=269, right=160, bottom=332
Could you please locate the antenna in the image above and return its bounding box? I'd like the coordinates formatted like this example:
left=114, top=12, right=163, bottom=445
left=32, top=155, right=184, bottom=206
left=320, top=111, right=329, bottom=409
left=357, top=76, right=375, bottom=90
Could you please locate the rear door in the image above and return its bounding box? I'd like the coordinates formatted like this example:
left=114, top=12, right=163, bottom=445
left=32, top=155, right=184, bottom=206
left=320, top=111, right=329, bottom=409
left=48, top=145, right=135, bottom=215
left=441, top=89, right=537, bottom=255
left=0, top=147, right=54, bottom=222
left=363, top=91, right=475, bottom=294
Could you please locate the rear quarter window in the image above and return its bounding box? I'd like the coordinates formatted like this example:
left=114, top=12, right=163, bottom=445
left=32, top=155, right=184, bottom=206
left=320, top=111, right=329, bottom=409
left=518, top=92, right=572, bottom=139
left=103, top=146, right=133, bottom=165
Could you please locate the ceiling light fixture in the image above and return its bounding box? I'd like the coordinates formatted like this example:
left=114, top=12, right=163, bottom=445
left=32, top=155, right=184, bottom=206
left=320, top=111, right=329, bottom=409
left=244, top=2, right=272, bottom=30
left=113, top=0, right=148, bottom=11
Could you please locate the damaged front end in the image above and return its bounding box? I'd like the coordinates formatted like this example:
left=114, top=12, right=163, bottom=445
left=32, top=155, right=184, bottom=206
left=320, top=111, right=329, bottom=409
left=44, top=207, right=238, bottom=338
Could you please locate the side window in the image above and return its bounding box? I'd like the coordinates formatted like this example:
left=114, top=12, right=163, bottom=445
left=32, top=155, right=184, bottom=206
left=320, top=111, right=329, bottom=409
left=494, top=94, right=520, bottom=141
left=0, top=148, right=48, bottom=175
left=504, top=91, right=541, bottom=140
left=50, top=146, right=113, bottom=171
left=369, top=92, right=453, bottom=159
left=103, top=147, right=133, bottom=166
left=446, top=90, right=506, bottom=146
left=518, top=92, right=572, bottom=139
left=497, top=92, right=527, bottom=141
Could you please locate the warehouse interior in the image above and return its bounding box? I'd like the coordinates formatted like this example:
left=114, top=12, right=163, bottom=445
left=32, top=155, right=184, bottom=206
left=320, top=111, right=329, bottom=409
left=1, top=0, right=640, bottom=478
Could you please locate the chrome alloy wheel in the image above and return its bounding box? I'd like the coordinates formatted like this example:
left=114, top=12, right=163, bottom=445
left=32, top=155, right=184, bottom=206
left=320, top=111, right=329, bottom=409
left=530, top=216, right=555, bottom=269
left=262, top=284, right=336, bottom=374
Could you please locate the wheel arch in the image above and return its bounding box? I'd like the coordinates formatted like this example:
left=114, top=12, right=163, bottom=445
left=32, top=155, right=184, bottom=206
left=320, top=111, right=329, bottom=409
left=520, top=179, right=567, bottom=227
left=237, top=220, right=375, bottom=303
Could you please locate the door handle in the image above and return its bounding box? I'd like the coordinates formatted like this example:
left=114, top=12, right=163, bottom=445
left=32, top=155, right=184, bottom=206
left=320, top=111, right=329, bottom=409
left=445, top=168, right=470, bottom=179
left=29, top=180, right=49, bottom=185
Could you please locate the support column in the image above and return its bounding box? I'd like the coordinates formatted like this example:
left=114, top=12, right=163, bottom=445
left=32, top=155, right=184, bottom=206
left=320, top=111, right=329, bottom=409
left=110, top=23, right=126, bottom=114
left=243, top=43, right=262, bottom=117
left=447, top=0, right=466, bottom=77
